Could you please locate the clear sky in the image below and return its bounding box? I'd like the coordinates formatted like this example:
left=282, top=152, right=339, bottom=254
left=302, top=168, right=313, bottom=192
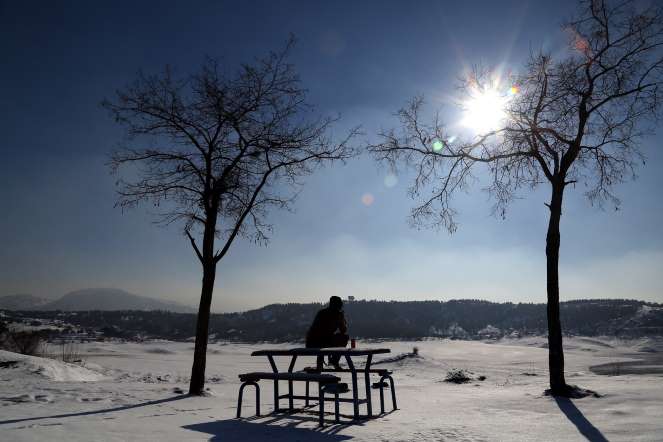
left=2, top=0, right=662, bottom=312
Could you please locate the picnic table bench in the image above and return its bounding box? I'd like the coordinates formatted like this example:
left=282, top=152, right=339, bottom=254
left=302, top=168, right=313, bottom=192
left=237, top=371, right=347, bottom=425
left=236, top=347, right=397, bottom=426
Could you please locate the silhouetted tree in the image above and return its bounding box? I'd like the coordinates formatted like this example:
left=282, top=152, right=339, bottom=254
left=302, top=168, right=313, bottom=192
left=370, top=0, right=663, bottom=396
left=104, top=38, right=356, bottom=395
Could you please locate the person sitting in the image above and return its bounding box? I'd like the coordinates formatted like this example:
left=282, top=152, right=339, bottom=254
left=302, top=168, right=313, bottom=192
left=305, top=296, right=349, bottom=369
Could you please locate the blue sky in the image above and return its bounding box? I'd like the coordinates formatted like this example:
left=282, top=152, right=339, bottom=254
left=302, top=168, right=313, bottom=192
left=1, top=0, right=662, bottom=312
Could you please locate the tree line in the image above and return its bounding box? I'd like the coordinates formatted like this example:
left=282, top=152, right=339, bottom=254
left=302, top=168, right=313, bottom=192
left=4, top=299, right=661, bottom=343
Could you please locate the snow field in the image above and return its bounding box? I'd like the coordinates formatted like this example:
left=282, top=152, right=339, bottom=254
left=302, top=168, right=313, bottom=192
left=0, top=337, right=661, bottom=441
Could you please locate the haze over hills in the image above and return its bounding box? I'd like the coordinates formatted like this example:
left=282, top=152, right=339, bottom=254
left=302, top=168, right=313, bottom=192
left=0, top=294, right=50, bottom=310
left=0, top=289, right=195, bottom=313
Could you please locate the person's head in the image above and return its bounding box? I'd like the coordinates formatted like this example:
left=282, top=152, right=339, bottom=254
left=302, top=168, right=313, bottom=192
left=329, top=296, right=343, bottom=312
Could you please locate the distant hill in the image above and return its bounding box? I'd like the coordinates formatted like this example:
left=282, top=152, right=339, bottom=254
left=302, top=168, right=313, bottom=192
left=206, top=299, right=663, bottom=341
left=1, top=289, right=195, bottom=313
left=6, top=298, right=662, bottom=341
left=0, top=294, right=50, bottom=310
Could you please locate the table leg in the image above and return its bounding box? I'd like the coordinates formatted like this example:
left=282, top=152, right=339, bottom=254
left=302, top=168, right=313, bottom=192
left=268, top=355, right=279, bottom=413
left=287, top=356, right=297, bottom=411
left=318, top=384, right=324, bottom=427
left=273, top=381, right=279, bottom=412
left=364, top=354, right=373, bottom=417
left=345, top=355, right=359, bottom=419
left=305, top=381, right=310, bottom=407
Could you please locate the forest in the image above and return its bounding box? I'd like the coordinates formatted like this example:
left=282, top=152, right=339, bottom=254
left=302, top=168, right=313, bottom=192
left=4, top=298, right=661, bottom=342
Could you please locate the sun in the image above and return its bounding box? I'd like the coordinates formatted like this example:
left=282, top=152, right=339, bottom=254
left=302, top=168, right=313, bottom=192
left=461, top=85, right=512, bottom=134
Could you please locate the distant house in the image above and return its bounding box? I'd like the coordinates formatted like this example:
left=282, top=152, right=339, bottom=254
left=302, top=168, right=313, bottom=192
left=478, top=324, right=502, bottom=339
left=347, top=296, right=355, bottom=302
left=445, top=323, right=469, bottom=339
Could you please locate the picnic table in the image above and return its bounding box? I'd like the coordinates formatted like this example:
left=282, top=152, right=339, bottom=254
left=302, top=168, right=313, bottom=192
left=250, top=347, right=391, bottom=419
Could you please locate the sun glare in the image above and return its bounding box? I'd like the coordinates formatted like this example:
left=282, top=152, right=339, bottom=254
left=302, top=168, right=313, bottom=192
left=461, top=85, right=513, bottom=135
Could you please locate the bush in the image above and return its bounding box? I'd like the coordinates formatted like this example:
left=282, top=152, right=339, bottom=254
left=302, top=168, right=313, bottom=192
left=0, top=321, right=8, bottom=348
left=444, top=369, right=473, bottom=384
left=1, top=331, right=45, bottom=356
left=58, top=341, right=82, bottom=363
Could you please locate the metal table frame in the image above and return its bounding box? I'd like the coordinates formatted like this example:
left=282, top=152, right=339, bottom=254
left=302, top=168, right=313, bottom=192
left=251, top=347, right=390, bottom=419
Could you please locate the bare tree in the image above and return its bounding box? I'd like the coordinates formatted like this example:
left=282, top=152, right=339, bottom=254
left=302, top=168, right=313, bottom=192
left=370, top=0, right=663, bottom=396
left=104, top=39, right=356, bottom=395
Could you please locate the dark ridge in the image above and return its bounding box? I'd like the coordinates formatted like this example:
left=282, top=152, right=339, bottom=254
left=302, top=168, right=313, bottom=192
left=2, top=299, right=661, bottom=342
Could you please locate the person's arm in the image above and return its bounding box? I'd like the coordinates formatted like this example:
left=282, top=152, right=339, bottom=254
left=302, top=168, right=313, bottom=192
left=339, top=312, right=348, bottom=335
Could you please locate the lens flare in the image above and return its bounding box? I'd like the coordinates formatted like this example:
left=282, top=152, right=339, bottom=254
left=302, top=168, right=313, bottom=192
left=432, top=140, right=444, bottom=152
left=361, top=193, right=374, bottom=206
left=574, top=37, right=590, bottom=54
left=509, top=85, right=519, bottom=95
left=384, top=174, right=398, bottom=188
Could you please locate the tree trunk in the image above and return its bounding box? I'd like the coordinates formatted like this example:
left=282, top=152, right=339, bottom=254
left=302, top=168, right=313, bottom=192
left=189, top=216, right=218, bottom=395
left=188, top=262, right=216, bottom=395
left=545, top=181, right=568, bottom=395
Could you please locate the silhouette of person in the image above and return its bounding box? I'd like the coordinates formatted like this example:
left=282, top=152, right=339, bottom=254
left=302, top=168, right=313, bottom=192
left=306, top=296, right=349, bottom=368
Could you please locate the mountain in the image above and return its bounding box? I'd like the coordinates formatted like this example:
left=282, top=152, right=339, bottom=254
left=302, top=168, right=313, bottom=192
left=39, top=289, right=195, bottom=313
left=0, top=289, right=195, bottom=313
left=0, top=294, right=50, bottom=310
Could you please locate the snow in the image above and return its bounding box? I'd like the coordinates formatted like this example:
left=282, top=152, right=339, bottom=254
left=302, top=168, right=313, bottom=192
left=0, top=350, right=107, bottom=382
left=0, top=337, right=661, bottom=441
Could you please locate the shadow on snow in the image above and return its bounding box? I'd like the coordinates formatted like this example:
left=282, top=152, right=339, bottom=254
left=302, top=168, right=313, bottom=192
left=0, top=395, right=187, bottom=426
left=554, top=397, right=608, bottom=442
left=183, top=413, right=357, bottom=441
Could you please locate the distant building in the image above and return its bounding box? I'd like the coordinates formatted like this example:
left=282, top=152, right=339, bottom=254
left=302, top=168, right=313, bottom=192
left=478, top=324, right=502, bottom=339
left=347, top=296, right=355, bottom=302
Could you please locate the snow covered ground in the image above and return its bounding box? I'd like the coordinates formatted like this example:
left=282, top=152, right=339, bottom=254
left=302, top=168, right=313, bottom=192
left=1, top=337, right=662, bottom=441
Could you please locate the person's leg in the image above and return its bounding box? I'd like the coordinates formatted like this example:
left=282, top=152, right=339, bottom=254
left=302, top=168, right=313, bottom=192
left=307, top=340, right=324, bottom=370
left=330, top=334, right=349, bottom=347
left=328, top=334, right=349, bottom=366
left=315, top=336, right=334, bottom=367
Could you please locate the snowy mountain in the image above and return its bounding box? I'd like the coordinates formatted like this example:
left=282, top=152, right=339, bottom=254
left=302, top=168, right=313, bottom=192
left=1, top=289, right=195, bottom=313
